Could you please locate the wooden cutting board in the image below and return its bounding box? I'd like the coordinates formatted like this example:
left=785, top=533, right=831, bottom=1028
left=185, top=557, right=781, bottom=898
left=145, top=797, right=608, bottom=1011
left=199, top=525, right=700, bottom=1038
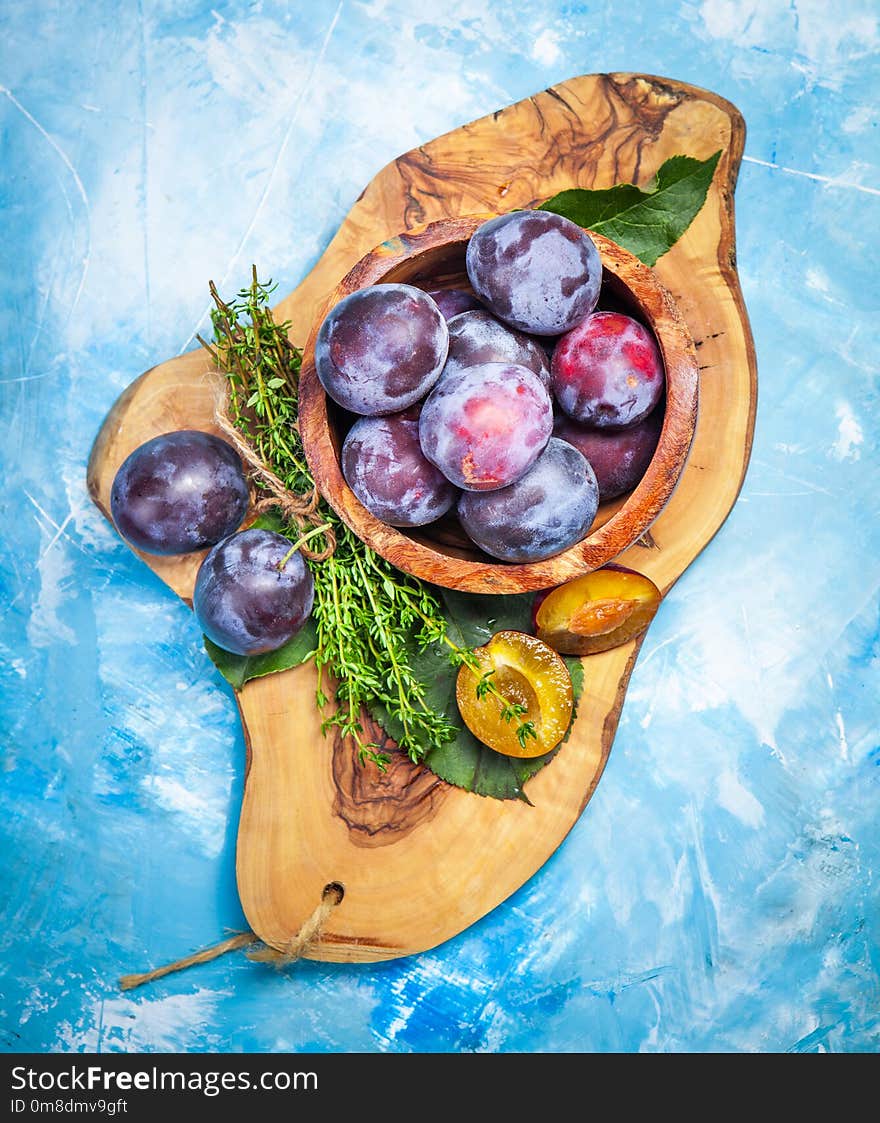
left=88, top=73, right=756, bottom=963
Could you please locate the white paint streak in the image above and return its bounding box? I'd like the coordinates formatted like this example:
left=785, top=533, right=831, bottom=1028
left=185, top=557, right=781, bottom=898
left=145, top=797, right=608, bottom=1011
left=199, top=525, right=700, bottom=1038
left=146, top=774, right=228, bottom=860
left=37, top=513, right=75, bottom=563
left=532, top=29, right=562, bottom=65
left=743, top=155, right=880, bottom=196
left=25, top=492, right=87, bottom=557
left=717, top=768, right=766, bottom=828
left=830, top=402, right=863, bottom=461
left=805, top=267, right=841, bottom=304
left=177, top=1, right=345, bottom=354
left=841, top=104, right=877, bottom=134
left=748, top=465, right=833, bottom=496
left=24, top=493, right=78, bottom=648
left=0, top=85, right=92, bottom=316
left=62, top=460, right=118, bottom=553
left=55, top=989, right=230, bottom=1052
left=700, top=0, right=880, bottom=94
left=699, top=0, right=774, bottom=43
left=834, top=711, right=849, bottom=761
left=627, top=551, right=835, bottom=760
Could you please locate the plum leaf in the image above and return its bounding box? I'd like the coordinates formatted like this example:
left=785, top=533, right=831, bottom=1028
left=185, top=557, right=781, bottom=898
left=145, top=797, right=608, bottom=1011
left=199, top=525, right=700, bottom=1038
left=369, top=589, right=584, bottom=802
left=204, top=621, right=317, bottom=690
left=538, top=151, right=721, bottom=267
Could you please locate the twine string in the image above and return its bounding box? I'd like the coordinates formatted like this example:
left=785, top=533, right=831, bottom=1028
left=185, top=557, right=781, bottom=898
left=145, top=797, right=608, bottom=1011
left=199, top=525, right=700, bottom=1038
left=247, top=884, right=344, bottom=964
left=118, top=884, right=344, bottom=991
left=209, top=367, right=336, bottom=564
left=118, top=933, right=257, bottom=991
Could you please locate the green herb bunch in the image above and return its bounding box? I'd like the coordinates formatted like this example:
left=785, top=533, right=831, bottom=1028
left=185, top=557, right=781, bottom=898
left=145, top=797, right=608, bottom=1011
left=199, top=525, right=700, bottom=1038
left=198, top=269, right=536, bottom=769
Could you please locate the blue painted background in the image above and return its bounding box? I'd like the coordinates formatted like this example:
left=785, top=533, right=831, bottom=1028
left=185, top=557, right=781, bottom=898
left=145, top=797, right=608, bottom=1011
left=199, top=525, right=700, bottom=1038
left=2, top=0, right=878, bottom=1053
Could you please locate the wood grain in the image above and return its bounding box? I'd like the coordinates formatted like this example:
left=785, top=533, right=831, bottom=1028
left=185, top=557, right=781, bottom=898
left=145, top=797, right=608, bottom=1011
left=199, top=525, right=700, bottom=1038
left=87, top=73, right=756, bottom=962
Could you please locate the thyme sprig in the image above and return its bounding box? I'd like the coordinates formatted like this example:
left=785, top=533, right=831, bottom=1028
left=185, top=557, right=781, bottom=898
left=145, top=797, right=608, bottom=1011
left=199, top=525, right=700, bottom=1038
left=418, top=616, right=539, bottom=749
left=475, top=669, right=538, bottom=750
left=198, top=269, right=537, bottom=768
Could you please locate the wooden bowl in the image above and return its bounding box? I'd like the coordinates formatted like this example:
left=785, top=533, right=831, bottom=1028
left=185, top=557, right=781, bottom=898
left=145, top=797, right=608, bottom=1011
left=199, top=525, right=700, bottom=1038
left=299, top=215, right=699, bottom=594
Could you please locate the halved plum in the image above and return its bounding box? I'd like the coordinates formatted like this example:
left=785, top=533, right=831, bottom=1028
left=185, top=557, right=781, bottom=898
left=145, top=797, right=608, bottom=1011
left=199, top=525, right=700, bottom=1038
left=455, top=630, right=573, bottom=758
left=534, top=566, right=661, bottom=655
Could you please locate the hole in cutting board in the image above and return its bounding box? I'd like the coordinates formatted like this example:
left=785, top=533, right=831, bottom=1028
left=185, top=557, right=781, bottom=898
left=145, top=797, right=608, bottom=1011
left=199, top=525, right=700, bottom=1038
left=323, top=882, right=345, bottom=905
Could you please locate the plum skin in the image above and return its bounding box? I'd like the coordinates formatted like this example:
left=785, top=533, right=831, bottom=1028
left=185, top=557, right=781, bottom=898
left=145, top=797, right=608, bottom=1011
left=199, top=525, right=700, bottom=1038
left=418, top=361, right=553, bottom=492
left=553, top=408, right=663, bottom=501
left=552, top=311, right=664, bottom=429
left=341, top=413, right=459, bottom=527
left=442, top=309, right=551, bottom=387
left=457, top=437, right=599, bottom=563
left=315, top=283, right=448, bottom=416
left=110, top=429, right=250, bottom=556
left=193, top=528, right=314, bottom=656
left=427, top=288, right=482, bottom=320
left=466, top=210, right=602, bottom=336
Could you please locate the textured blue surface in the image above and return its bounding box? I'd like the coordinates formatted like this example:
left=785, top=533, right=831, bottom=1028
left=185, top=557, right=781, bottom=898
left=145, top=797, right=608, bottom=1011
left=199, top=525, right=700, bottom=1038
left=2, top=0, right=879, bottom=1054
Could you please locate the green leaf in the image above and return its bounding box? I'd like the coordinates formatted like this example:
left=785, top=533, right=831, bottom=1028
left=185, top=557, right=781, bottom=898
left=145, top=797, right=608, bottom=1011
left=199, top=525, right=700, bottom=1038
left=204, top=619, right=317, bottom=690
left=368, top=589, right=584, bottom=802
left=438, top=588, right=531, bottom=648
left=421, top=651, right=582, bottom=804
left=202, top=509, right=317, bottom=688
left=249, top=508, right=287, bottom=533
left=538, top=151, right=721, bottom=267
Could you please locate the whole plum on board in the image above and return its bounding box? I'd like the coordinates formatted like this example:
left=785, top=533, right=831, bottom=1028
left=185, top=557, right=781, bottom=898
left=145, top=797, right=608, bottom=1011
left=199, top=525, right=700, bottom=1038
left=553, top=408, right=663, bottom=501
left=110, top=430, right=250, bottom=556
left=457, top=438, right=599, bottom=563
left=418, top=361, right=553, bottom=492
left=552, top=311, right=664, bottom=429
left=443, top=309, right=551, bottom=387
left=427, top=288, right=482, bottom=320
left=315, top=283, right=448, bottom=415
left=341, top=413, right=459, bottom=527
left=193, top=528, right=314, bottom=656
left=466, top=211, right=602, bottom=336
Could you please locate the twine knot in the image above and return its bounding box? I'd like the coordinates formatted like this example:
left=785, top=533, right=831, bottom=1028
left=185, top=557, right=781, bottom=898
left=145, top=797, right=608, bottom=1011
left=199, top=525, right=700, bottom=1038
left=118, top=883, right=345, bottom=991
left=213, top=392, right=337, bottom=562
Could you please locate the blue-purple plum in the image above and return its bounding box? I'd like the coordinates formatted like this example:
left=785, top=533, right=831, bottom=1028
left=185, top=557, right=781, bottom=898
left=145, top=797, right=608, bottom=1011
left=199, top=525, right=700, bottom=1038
left=315, top=283, right=448, bottom=415
left=427, top=288, right=482, bottom=320
left=419, top=362, right=553, bottom=492
left=342, top=412, right=459, bottom=526
left=193, top=528, right=314, bottom=656
left=552, top=311, right=664, bottom=429
left=110, top=430, right=250, bottom=556
left=443, top=309, right=551, bottom=387
left=553, top=407, right=662, bottom=501
left=466, top=211, right=602, bottom=336
left=457, top=438, right=599, bottom=562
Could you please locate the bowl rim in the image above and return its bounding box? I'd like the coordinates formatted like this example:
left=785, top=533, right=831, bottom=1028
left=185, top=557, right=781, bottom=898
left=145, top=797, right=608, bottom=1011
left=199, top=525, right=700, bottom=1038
left=298, top=214, right=699, bottom=594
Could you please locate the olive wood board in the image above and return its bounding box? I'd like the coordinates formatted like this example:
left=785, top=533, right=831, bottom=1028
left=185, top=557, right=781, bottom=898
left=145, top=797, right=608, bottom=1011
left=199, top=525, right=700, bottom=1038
left=87, top=73, right=757, bottom=963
